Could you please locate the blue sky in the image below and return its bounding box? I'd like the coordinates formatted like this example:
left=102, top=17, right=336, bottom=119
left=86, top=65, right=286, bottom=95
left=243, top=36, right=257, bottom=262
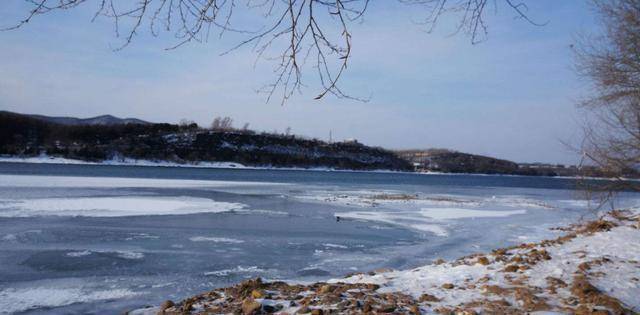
left=0, top=1, right=598, bottom=164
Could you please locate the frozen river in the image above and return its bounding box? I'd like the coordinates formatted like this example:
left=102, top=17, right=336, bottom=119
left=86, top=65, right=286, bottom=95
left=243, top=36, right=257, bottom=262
left=0, top=162, right=638, bottom=314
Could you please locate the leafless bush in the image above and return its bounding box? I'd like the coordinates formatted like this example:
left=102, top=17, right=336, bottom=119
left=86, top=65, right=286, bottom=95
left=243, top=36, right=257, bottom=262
left=574, top=0, right=640, bottom=207
left=211, top=116, right=234, bottom=131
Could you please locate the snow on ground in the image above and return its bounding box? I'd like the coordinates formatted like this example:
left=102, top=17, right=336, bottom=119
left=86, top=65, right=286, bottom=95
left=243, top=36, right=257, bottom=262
left=0, top=196, right=246, bottom=217
left=0, top=155, right=397, bottom=173
left=0, top=155, right=247, bottom=169
left=331, top=210, right=640, bottom=313
left=0, top=155, right=96, bottom=165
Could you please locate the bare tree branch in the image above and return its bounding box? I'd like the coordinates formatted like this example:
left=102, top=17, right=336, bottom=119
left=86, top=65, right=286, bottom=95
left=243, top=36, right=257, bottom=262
left=574, top=0, right=640, bottom=198
left=3, top=0, right=540, bottom=104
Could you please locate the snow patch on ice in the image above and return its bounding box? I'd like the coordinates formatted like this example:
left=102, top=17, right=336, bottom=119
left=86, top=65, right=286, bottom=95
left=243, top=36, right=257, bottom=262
left=419, top=208, right=527, bottom=220
left=1, top=234, right=17, bottom=242
left=0, top=174, right=285, bottom=188
left=323, top=243, right=348, bottom=249
left=232, top=209, right=289, bottom=216
left=189, top=236, right=245, bottom=244
left=114, top=251, right=145, bottom=260
left=336, top=211, right=449, bottom=236
left=0, top=286, right=139, bottom=314
left=66, top=250, right=92, bottom=257
left=64, top=250, right=145, bottom=260
left=336, top=208, right=526, bottom=236
left=204, top=266, right=264, bottom=277
left=0, top=196, right=246, bottom=217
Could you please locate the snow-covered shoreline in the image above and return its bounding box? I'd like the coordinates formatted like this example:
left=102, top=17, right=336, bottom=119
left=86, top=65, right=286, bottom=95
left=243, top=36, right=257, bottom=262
left=0, top=155, right=405, bottom=174
left=0, top=155, right=613, bottom=180
left=133, top=209, right=640, bottom=314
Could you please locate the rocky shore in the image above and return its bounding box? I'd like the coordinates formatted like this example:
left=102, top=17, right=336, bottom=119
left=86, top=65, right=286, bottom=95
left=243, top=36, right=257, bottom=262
left=132, top=210, right=640, bottom=315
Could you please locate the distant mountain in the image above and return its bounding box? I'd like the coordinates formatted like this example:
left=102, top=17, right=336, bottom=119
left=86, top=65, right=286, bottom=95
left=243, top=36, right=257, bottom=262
left=395, top=148, right=579, bottom=176
left=397, top=149, right=523, bottom=174
left=0, top=111, right=150, bottom=126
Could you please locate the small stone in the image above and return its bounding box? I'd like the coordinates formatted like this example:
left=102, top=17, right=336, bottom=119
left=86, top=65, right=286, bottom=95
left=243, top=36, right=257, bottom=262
left=482, top=284, right=510, bottom=296
left=493, top=248, right=508, bottom=255
left=318, top=284, right=333, bottom=294
left=373, top=268, right=393, bottom=274
left=419, top=293, right=440, bottom=302
left=160, top=300, right=174, bottom=311
left=365, top=283, right=380, bottom=291
left=336, top=300, right=350, bottom=310
left=380, top=304, right=396, bottom=313
left=577, top=262, right=591, bottom=272
left=441, top=283, right=455, bottom=289
left=251, top=289, right=265, bottom=299
left=476, top=256, right=490, bottom=265
left=263, top=304, right=282, bottom=313
left=241, top=297, right=262, bottom=315
left=574, top=305, right=609, bottom=315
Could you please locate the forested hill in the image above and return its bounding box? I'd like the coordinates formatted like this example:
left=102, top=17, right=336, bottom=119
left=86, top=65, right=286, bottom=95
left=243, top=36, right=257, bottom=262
left=0, top=111, right=412, bottom=171
left=396, top=149, right=587, bottom=177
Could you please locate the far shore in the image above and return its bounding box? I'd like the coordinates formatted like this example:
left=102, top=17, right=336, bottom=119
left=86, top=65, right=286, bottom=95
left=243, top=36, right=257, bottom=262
left=0, top=154, right=621, bottom=181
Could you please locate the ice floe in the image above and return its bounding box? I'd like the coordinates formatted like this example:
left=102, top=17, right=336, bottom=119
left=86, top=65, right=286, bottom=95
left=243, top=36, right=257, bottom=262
left=0, top=286, right=139, bottom=314
left=0, top=234, right=17, bottom=242
left=64, top=250, right=145, bottom=260
left=336, top=208, right=527, bottom=237
left=0, top=174, right=284, bottom=188
left=322, top=243, right=348, bottom=249
left=419, top=208, right=527, bottom=220
left=66, top=250, right=92, bottom=257
left=189, top=236, right=245, bottom=243
left=204, top=266, right=265, bottom=277
left=0, top=196, right=246, bottom=217
left=335, top=211, right=449, bottom=236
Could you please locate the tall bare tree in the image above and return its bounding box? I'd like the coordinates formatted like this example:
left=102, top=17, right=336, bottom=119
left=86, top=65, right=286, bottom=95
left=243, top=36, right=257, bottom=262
left=211, top=116, right=234, bottom=131
left=4, top=1, right=540, bottom=103
left=575, top=0, right=640, bottom=197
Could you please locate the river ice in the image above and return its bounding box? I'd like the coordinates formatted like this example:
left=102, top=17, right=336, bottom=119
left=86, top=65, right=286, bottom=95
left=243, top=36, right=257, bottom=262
left=1, top=163, right=639, bottom=314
